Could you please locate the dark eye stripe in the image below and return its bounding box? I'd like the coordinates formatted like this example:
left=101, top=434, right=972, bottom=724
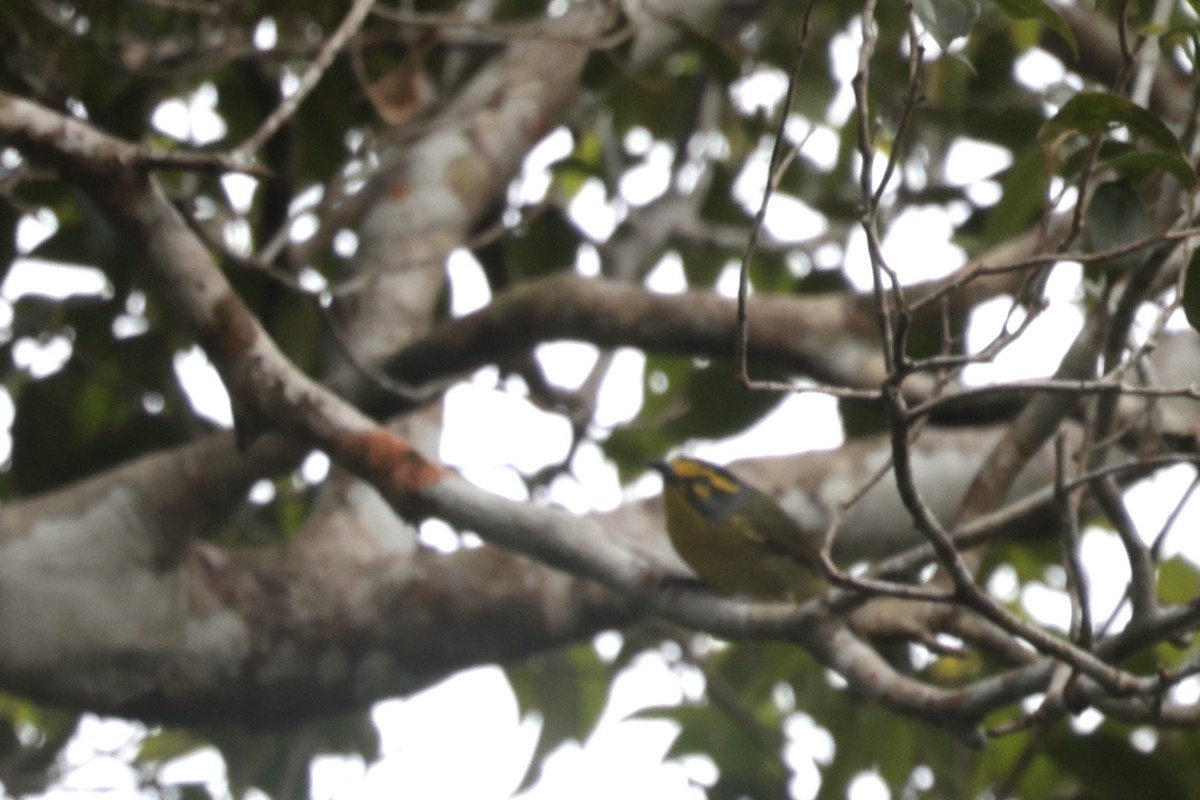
left=687, top=477, right=746, bottom=522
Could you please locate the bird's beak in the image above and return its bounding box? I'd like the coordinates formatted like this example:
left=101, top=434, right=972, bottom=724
left=648, top=460, right=674, bottom=482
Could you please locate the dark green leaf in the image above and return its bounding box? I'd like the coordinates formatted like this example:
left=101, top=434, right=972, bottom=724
left=1040, top=93, right=1194, bottom=188
left=914, top=0, right=981, bottom=50
left=1086, top=180, right=1151, bottom=271
left=604, top=357, right=785, bottom=480
left=11, top=341, right=190, bottom=494
left=1048, top=728, right=1190, bottom=800
left=1042, top=92, right=1176, bottom=151
left=699, top=164, right=751, bottom=227
left=809, top=692, right=922, bottom=800
left=136, top=729, right=209, bottom=766
left=1184, top=249, right=1200, bottom=334
left=1102, top=149, right=1198, bottom=189
left=795, top=266, right=853, bottom=295
left=642, top=704, right=791, bottom=800
left=581, top=49, right=622, bottom=92
left=1159, top=23, right=1200, bottom=70
left=838, top=397, right=888, bottom=438
left=504, top=208, right=583, bottom=279
left=508, top=646, right=611, bottom=793
left=990, top=0, right=1078, bottom=58
left=675, top=26, right=741, bottom=86
left=175, top=784, right=217, bottom=800
left=212, top=712, right=378, bottom=800
left=956, top=145, right=1046, bottom=252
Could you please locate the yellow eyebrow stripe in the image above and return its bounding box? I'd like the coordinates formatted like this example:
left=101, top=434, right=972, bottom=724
left=671, top=458, right=740, bottom=495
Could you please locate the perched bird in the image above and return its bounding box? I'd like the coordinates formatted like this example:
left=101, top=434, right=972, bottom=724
left=650, top=456, right=826, bottom=602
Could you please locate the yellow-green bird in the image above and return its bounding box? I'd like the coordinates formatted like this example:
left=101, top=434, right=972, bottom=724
left=650, top=456, right=826, bottom=602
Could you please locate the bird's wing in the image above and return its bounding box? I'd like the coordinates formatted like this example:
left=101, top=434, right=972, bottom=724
left=753, top=498, right=822, bottom=567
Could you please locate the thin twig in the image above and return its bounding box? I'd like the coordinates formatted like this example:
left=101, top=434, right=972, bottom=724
left=1054, top=434, right=1093, bottom=649
left=1149, top=470, right=1200, bottom=560
left=1091, top=477, right=1158, bottom=621
left=907, top=379, right=1200, bottom=421
left=234, top=0, right=378, bottom=161
left=908, top=225, right=1200, bottom=316
left=138, top=148, right=272, bottom=177
left=878, top=302, right=1150, bottom=701
left=369, top=4, right=632, bottom=48
left=736, top=0, right=817, bottom=385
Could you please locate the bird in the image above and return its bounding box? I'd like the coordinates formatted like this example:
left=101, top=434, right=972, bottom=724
left=650, top=456, right=827, bottom=602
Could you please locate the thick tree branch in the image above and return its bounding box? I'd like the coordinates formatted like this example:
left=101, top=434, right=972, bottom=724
left=3, top=2, right=1198, bottom=739
left=0, top=93, right=1034, bottom=741
left=373, top=238, right=1061, bottom=415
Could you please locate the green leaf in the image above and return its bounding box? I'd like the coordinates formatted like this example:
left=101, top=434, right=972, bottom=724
left=838, top=397, right=889, bottom=438
left=11, top=344, right=190, bottom=494
left=549, top=156, right=604, bottom=200
left=715, top=642, right=814, bottom=707
left=1182, top=249, right=1200, bottom=334
left=1102, top=149, right=1199, bottom=189
left=642, top=704, right=790, bottom=800
left=1159, top=556, right=1200, bottom=606
left=990, top=0, right=1078, bottom=58
left=1085, top=180, right=1151, bottom=271
left=914, top=0, right=981, bottom=50
left=581, top=50, right=621, bottom=92
left=675, top=25, right=741, bottom=85
left=699, top=164, right=751, bottom=227
left=809, top=692, right=922, bottom=800
left=1042, top=92, right=1175, bottom=150
left=174, top=784, right=216, bottom=800
left=603, top=356, right=786, bottom=480
left=0, top=697, right=76, bottom=795
left=581, top=8, right=633, bottom=90
left=1040, top=92, right=1194, bottom=188
left=1047, top=728, right=1191, bottom=800
left=136, top=729, right=209, bottom=766
left=504, top=208, right=583, bottom=279
left=212, top=712, right=378, bottom=800
left=507, top=646, right=611, bottom=793
left=1046, top=93, right=1185, bottom=164
left=1159, top=22, right=1200, bottom=71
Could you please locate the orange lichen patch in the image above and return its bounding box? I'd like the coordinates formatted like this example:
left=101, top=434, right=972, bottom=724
left=333, top=426, right=448, bottom=496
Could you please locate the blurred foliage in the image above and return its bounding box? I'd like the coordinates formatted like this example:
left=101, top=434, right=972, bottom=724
left=206, top=714, right=380, bottom=800
left=1185, top=248, right=1200, bottom=333
left=507, top=643, right=614, bottom=792
left=605, top=355, right=786, bottom=479
left=0, top=695, right=76, bottom=796
left=1, top=0, right=1199, bottom=798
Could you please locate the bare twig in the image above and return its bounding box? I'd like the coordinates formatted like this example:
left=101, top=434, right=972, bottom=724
left=1054, top=434, right=1093, bottom=649
left=907, top=378, right=1200, bottom=421
left=1091, top=477, right=1158, bottom=621
left=233, top=0, right=378, bottom=161
left=138, top=148, right=272, bottom=177
left=909, top=225, right=1200, bottom=316
left=736, top=0, right=817, bottom=386
left=369, top=4, right=632, bottom=48
left=1149, top=470, right=1200, bottom=560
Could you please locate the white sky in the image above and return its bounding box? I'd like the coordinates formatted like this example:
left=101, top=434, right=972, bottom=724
left=5, top=28, right=1200, bottom=800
